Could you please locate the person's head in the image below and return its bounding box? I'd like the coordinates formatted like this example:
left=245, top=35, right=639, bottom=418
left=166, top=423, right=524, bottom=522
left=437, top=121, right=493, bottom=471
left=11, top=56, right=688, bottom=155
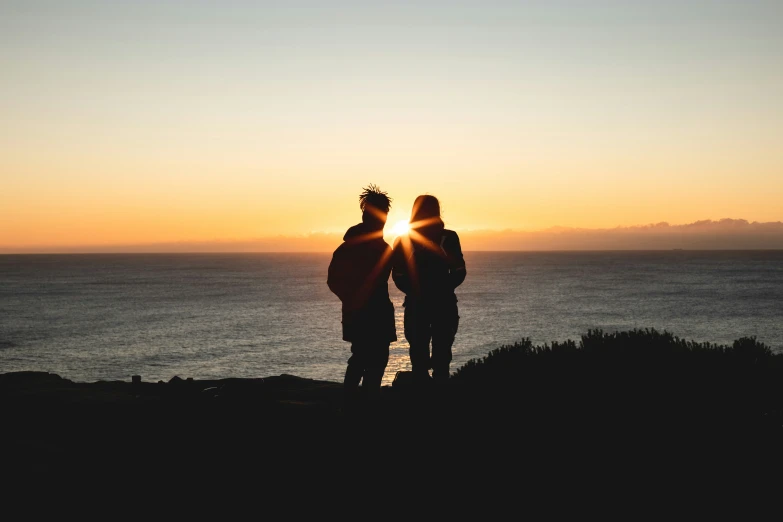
left=410, top=194, right=442, bottom=224
left=359, top=184, right=392, bottom=229
left=410, top=194, right=444, bottom=239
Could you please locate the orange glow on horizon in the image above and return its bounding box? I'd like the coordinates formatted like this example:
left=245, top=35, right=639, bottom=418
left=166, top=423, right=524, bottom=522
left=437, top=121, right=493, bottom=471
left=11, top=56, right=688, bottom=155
left=2, top=3, right=782, bottom=252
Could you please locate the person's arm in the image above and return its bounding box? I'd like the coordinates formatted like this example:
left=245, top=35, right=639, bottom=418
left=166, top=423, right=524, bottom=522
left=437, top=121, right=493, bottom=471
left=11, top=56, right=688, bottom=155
left=327, top=245, right=353, bottom=302
left=445, top=231, right=466, bottom=290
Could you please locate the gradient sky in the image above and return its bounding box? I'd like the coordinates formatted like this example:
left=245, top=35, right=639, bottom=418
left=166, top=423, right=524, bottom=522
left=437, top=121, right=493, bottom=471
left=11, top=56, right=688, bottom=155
left=2, top=1, right=782, bottom=249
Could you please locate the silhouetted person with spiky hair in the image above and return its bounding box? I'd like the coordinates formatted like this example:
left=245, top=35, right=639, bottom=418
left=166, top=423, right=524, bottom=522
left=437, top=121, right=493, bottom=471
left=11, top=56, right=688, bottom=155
left=392, top=194, right=466, bottom=387
left=328, top=184, right=396, bottom=412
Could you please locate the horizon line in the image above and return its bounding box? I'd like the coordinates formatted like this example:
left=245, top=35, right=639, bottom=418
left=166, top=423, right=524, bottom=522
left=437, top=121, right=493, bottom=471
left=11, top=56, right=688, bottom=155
left=3, top=217, right=783, bottom=254
left=3, top=248, right=783, bottom=255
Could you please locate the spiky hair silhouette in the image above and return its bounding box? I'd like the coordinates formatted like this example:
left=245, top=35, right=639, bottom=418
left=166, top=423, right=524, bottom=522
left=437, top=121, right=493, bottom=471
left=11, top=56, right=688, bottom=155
left=359, top=184, right=392, bottom=213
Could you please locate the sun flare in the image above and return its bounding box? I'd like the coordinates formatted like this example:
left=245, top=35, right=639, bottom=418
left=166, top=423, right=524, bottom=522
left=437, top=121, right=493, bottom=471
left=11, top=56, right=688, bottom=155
left=390, top=219, right=411, bottom=236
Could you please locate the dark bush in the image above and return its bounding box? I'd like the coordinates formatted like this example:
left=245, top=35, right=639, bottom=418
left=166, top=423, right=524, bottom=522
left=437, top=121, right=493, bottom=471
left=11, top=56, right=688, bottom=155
left=449, top=329, right=783, bottom=441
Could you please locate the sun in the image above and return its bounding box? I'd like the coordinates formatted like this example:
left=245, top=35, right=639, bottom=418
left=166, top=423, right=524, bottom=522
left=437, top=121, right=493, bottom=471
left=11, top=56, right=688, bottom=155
left=390, top=219, right=410, bottom=236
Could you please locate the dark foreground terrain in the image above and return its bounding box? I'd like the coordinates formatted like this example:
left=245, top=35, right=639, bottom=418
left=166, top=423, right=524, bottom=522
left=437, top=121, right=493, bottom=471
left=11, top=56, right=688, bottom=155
left=3, top=330, right=783, bottom=502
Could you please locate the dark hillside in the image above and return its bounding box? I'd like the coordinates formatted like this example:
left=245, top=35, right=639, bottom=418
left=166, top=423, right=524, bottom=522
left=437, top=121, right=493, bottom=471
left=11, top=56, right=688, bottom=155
left=2, top=329, right=782, bottom=494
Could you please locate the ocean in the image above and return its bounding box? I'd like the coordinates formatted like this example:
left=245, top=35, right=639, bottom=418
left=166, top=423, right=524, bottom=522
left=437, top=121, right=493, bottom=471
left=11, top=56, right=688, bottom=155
left=1, top=251, right=781, bottom=386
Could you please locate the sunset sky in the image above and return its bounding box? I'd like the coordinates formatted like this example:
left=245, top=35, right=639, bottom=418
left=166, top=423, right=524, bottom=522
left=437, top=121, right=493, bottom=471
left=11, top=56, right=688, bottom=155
left=2, top=1, right=782, bottom=251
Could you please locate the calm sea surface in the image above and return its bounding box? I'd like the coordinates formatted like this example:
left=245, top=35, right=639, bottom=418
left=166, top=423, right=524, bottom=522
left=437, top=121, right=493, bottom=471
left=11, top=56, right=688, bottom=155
left=1, top=252, right=781, bottom=386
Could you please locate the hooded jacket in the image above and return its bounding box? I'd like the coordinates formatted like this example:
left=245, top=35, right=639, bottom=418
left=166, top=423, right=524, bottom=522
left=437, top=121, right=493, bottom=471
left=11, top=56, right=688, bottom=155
left=327, top=222, right=397, bottom=343
left=391, top=219, right=466, bottom=304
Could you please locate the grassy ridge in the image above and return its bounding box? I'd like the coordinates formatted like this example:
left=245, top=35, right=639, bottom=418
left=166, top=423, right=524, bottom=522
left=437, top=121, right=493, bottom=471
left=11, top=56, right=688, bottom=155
left=3, top=328, right=782, bottom=489
left=449, top=328, right=783, bottom=433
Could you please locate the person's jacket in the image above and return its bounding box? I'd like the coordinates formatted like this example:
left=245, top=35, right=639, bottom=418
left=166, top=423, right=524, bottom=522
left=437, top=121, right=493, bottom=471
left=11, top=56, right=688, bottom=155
left=392, top=220, right=466, bottom=304
left=327, top=222, right=397, bottom=343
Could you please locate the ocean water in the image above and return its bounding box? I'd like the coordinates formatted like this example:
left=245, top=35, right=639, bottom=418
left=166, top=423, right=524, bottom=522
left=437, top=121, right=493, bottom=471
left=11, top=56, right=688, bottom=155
left=1, top=251, right=782, bottom=386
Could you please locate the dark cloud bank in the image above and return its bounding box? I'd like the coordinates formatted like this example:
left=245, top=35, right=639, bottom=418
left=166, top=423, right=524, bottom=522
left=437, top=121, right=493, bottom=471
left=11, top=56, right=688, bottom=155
left=3, top=219, right=783, bottom=253
left=462, top=219, right=783, bottom=251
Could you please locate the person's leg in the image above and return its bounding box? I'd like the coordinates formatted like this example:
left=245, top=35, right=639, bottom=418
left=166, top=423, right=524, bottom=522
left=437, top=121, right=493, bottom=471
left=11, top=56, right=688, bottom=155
left=362, top=342, right=390, bottom=404
left=404, top=300, right=432, bottom=383
left=344, top=343, right=366, bottom=412
left=431, top=302, right=459, bottom=383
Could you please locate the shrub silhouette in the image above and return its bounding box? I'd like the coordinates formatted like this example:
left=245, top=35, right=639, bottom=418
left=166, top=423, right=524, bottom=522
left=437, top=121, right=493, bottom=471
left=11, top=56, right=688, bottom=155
left=448, top=328, right=783, bottom=443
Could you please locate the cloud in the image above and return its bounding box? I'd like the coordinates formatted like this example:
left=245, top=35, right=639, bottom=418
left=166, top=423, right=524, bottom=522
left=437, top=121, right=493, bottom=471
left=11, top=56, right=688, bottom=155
left=458, top=219, right=783, bottom=251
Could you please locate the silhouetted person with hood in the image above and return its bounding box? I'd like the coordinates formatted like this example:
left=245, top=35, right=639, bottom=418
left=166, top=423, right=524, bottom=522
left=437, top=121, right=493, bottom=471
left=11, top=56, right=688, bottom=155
left=328, top=184, right=396, bottom=411
left=392, top=195, right=466, bottom=386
